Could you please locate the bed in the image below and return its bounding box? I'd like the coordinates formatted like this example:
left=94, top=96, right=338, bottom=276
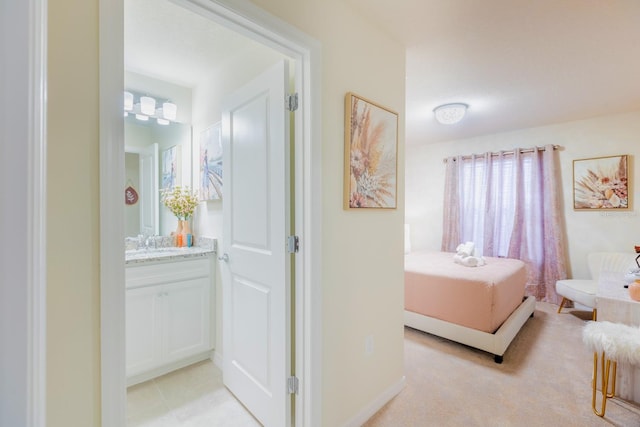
left=404, top=251, right=536, bottom=363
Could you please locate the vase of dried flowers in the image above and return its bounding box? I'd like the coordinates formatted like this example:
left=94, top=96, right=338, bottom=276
left=161, top=186, right=199, bottom=247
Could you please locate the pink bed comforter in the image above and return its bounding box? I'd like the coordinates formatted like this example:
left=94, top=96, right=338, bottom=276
left=405, top=251, right=527, bottom=333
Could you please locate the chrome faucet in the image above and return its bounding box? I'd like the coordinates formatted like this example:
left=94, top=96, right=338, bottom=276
left=146, top=234, right=159, bottom=249
left=137, top=234, right=146, bottom=250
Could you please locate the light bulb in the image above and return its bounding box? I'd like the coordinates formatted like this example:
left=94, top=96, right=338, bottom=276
left=135, top=114, right=149, bottom=121
left=124, top=91, right=134, bottom=111
left=162, top=102, right=177, bottom=121
left=140, top=96, right=156, bottom=116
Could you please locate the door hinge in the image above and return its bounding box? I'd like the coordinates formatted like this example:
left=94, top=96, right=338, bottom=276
left=287, top=376, right=299, bottom=394
left=287, top=235, right=299, bottom=254
left=286, top=93, right=299, bottom=111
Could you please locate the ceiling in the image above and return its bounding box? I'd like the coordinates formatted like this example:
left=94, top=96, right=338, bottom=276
left=125, top=0, right=270, bottom=89
left=347, top=0, right=640, bottom=144
left=127, top=0, right=640, bottom=145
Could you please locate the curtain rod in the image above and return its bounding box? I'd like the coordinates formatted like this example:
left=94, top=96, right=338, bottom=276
left=442, top=145, right=561, bottom=163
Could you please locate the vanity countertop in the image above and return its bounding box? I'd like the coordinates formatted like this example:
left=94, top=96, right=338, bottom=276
left=125, top=246, right=215, bottom=264
left=125, top=236, right=218, bottom=264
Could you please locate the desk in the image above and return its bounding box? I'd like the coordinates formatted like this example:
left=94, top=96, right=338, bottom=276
left=596, top=272, right=640, bottom=403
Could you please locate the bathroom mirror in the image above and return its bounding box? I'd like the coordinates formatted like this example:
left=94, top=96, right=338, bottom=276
left=125, top=119, right=192, bottom=237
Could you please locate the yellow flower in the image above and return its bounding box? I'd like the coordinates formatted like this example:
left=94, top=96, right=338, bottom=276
left=160, top=186, right=199, bottom=220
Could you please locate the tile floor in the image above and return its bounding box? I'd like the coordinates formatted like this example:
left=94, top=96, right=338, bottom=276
left=126, top=359, right=261, bottom=426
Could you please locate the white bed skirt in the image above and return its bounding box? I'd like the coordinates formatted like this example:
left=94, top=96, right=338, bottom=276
left=404, top=296, right=536, bottom=363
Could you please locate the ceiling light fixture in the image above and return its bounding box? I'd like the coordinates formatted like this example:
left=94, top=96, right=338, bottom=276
left=433, top=103, right=468, bottom=125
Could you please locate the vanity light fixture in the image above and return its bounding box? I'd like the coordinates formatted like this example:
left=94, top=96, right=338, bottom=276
left=433, top=103, right=468, bottom=125
left=124, top=91, right=179, bottom=124
left=124, top=91, right=134, bottom=111
left=162, top=102, right=177, bottom=121
left=140, top=96, right=156, bottom=116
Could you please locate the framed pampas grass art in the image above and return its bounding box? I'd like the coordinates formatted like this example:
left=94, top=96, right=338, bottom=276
left=344, top=92, right=398, bottom=209
left=573, top=154, right=629, bottom=210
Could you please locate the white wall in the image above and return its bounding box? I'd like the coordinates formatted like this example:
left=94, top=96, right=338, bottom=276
left=406, top=110, right=640, bottom=280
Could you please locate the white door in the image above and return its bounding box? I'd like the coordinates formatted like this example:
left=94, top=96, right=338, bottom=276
left=221, top=60, right=291, bottom=427
left=139, top=142, right=159, bottom=236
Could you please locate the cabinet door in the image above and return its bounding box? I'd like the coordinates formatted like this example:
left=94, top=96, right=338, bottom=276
left=162, top=277, right=211, bottom=364
left=126, top=286, right=162, bottom=377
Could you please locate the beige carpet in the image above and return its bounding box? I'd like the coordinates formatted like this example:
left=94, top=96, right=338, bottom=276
left=365, top=302, right=640, bottom=427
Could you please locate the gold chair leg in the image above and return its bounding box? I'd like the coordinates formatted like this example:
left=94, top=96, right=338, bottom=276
left=557, top=297, right=569, bottom=313
left=592, top=308, right=597, bottom=321
left=591, top=351, right=612, bottom=417
left=606, top=361, right=617, bottom=398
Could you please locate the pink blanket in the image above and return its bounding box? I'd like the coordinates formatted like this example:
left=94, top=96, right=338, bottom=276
left=405, top=251, right=527, bottom=333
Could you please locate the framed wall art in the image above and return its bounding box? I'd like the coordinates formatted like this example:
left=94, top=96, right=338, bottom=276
left=573, top=154, right=629, bottom=210
left=344, top=92, right=398, bottom=209
left=161, top=145, right=178, bottom=190
left=199, top=122, right=223, bottom=201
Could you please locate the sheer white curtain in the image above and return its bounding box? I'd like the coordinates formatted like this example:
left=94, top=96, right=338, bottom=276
left=442, top=144, right=568, bottom=303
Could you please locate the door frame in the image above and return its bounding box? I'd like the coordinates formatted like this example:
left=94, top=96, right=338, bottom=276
left=1, top=1, right=47, bottom=425
left=99, top=0, right=323, bottom=426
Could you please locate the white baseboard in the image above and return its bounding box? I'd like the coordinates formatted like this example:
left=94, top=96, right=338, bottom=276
left=126, top=351, right=213, bottom=387
left=211, top=350, right=223, bottom=369
left=343, top=376, right=406, bottom=427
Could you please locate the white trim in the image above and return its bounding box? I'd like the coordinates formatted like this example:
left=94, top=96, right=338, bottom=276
left=127, top=351, right=213, bottom=387
left=100, top=1, right=321, bottom=426
left=99, top=0, right=126, bottom=425
left=211, top=349, right=224, bottom=369
left=1, top=1, right=47, bottom=426
left=343, top=376, right=406, bottom=427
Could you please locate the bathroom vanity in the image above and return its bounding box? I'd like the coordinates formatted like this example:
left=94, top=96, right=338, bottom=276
left=125, top=240, right=216, bottom=386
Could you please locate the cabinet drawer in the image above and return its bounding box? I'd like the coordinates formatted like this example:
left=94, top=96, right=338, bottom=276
left=126, top=257, right=211, bottom=289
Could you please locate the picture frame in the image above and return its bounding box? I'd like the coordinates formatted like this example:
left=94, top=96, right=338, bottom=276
left=344, top=92, right=398, bottom=209
left=199, top=122, right=223, bottom=201
left=161, top=145, right=179, bottom=190
left=573, top=154, right=629, bottom=210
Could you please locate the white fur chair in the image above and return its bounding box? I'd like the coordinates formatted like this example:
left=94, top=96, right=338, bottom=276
left=582, top=321, right=640, bottom=417
left=556, top=252, right=635, bottom=320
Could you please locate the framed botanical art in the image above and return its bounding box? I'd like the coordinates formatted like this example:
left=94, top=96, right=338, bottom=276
left=344, top=92, right=398, bottom=209
left=199, top=122, right=223, bottom=201
left=573, top=154, right=629, bottom=210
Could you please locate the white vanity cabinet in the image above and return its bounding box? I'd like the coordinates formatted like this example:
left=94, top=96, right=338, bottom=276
left=125, top=255, right=214, bottom=385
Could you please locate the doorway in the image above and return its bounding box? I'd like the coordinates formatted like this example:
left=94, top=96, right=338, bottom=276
left=100, top=0, right=321, bottom=426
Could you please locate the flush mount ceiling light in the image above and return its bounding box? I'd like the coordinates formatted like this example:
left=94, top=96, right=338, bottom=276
left=433, top=103, right=468, bottom=125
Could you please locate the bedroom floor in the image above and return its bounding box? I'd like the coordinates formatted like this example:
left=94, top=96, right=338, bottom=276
left=126, top=360, right=260, bottom=426
left=365, top=301, right=640, bottom=427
